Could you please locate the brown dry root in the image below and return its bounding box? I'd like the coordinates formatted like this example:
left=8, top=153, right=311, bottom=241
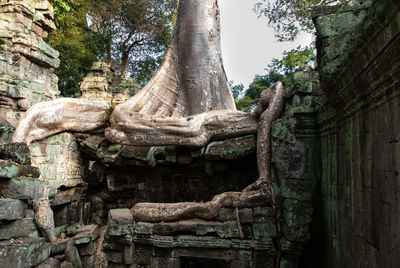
left=94, top=226, right=108, bottom=268
left=11, top=98, right=110, bottom=145
left=131, top=82, right=285, bottom=222
left=32, top=188, right=57, bottom=243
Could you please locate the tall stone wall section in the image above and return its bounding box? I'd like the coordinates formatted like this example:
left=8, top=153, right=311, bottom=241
left=313, top=0, right=400, bottom=267
left=0, top=0, right=59, bottom=126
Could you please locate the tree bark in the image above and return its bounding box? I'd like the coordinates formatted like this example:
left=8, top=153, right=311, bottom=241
left=110, top=0, right=235, bottom=118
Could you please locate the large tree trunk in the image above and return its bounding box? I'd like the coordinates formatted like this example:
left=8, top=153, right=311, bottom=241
left=12, top=0, right=242, bottom=146
left=111, top=0, right=235, bottom=118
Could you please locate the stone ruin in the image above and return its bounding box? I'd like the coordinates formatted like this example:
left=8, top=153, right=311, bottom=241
left=0, top=0, right=59, bottom=127
left=80, top=62, right=139, bottom=104
left=0, top=0, right=399, bottom=267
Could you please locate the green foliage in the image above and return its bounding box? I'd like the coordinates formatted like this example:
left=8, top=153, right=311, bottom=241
left=269, top=45, right=316, bottom=74
left=131, top=55, right=163, bottom=86
left=233, top=46, right=315, bottom=111
left=49, top=0, right=73, bottom=26
left=89, top=0, right=178, bottom=77
left=48, top=0, right=108, bottom=96
left=235, top=71, right=285, bottom=112
left=254, top=0, right=349, bottom=41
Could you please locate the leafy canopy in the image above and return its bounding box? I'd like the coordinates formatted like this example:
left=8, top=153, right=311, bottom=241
left=48, top=0, right=108, bottom=96
left=254, top=0, right=349, bottom=41
left=47, top=0, right=178, bottom=96
left=88, top=0, right=177, bottom=78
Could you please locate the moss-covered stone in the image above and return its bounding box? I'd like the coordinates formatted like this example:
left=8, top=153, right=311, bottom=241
left=0, top=198, right=26, bottom=220
left=0, top=237, right=44, bottom=268
left=205, top=135, right=256, bottom=160
left=0, top=160, right=39, bottom=179
left=0, top=218, right=39, bottom=240
left=0, top=142, right=31, bottom=165
left=0, top=177, right=44, bottom=199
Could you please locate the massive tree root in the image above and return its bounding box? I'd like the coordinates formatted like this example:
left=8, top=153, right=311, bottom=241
left=11, top=0, right=285, bottom=224
left=12, top=98, right=110, bottom=144
left=105, top=110, right=258, bottom=146
left=131, top=82, right=285, bottom=222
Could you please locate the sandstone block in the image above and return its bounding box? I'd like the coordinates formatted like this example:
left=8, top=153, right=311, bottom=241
left=205, top=135, right=256, bottom=160
left=30, top=242, right=52, bottom=267
left=0, top=142, right=31, bottom=165
left=0, top=160, right=40, bottom=179
left=0, top=218, right=39, bottom=240
left=0, top=198, right=26, bottom=220
left=73, top=224, right=99, bottom=245
left=65, top=239, right=82, bottom=268
left=0, top=237, right=44, bottom=268
left=0, top=177, right=45, bottom=199
left=217, top=208, right=253, bottom=223
left=37, top=258, right=61, bottom=268
left=51, top=187, right=82, bottom=206
left=108, top=208, right=134, bottom=226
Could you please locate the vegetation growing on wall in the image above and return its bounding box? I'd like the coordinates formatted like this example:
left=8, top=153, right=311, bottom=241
left=233, top=45, right=315, bottom=111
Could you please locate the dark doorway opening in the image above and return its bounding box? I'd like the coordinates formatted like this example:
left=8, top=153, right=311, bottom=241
left=180, top=257, right=229, bottom=268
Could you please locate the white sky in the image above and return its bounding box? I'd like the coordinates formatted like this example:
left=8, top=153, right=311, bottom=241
left=220, top=0, right=314, bottom=87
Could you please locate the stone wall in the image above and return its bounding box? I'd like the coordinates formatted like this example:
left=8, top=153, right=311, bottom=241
left=313, top=0, right=400, bottom=266
left=0, top=0, right=59, bottom=126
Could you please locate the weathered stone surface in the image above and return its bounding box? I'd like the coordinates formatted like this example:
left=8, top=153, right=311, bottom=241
left=73, top=224, right=99, bottom=245
left=51, top=187, right=83, bottom=206
left=0, top=160, right=39, bottom=178
left=0, top=198, right=26, bottom=220
left=80, top=255, right=95, bottom=268
left=60, top=261, right=74, bottom=268
left=65, top=239, right=82, bottom=268
left=0, top=0, right=59, bottom=126
left=78, top=241, right=96, bottom=256
left=108, top=208, right=134, bottom=226
left=217, top=208, right=253, bottom=223
left=30, top=242, right=52, bottom=267
left=37, top=258, right=61, bottom=268
left=0, top=142, right=30, bottom=165
left=0, top=117, right=14, bottom=143
left=205, top=135, right=256, bottom=160
left=30, top=132, right=86, bottom=196
left=0, top=218, right=39, bottom=240
left=0, top=177, right=44, bottom=199
left=311, top=0, right=400, bottom=267
left=0, top=237, right=44, bottom=268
